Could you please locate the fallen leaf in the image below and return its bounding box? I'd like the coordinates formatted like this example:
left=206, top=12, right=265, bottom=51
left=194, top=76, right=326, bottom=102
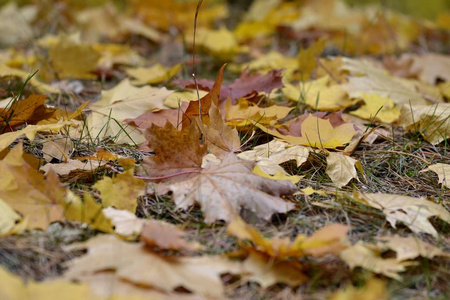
left=40, top=159, right=104, bottom=176
left=93, top=169, right=146, bottom=213
left=126, top=64, right=181, bottom=85
left=409, top=53, right=450, bottom=84
left=163, top=90, right=208, bottom=108
left=350, top=93, right=400, bottom=124
left=140, top=220, right=201, bottom=252
left=326, top=152, right=359, bottom=188
left=238, top=140, right=310, bottom=175
left=330, top=277, right=388, bottom=300
left=42, top=135, right=74, bottom=162
left=48, top=37, right=100, bottom=79
left=227, top=217, right=350, bottom=259
left=253, top=165, right=302, bottom=184
left=154, top=154, right=296, bottom=224
left=64, top=192, right=113, bottom=233
left=257, top=114, right=357, bottom=149
left=0, top=120, right=72, bottom=152
left=354, top=192, right=450, bottom=237
left=126, top=102, right=188, bottom=130
left=422, top=163, right=450, bottom=188
left=0, top=64, right=58, bottom=94
left=0, top=198, right=22, bottom=236
left=0, top=144, right=66, bottom=229
left=340, top=242, right=415, bottom=280
left=341, top=57, right=427, bottom=106
left=376, top=235, right=450, bottom=261
left=281, top=75, right=352, bottom=111
left=240, top=249, right=306, bottom=288
left=102, top=207, right=145, bottom=237
left=181, top=64, right=225, bottom=128
left=186, top=27, right=240, bottom=59
left=398, top=103, right=450, bottom=145
left=0, top=94, right=50, bottom=130
left=64, top=234, right=240, bottom=298
left=297, top=38, right=327, bottom=80
left=197, top=102, right=241, bottom=158
left=142, top=122, right=205, bottom=178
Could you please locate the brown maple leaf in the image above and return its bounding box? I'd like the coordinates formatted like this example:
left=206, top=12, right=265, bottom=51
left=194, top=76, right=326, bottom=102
left=154, top=153, right=296, bottom=223
left=142, top=122, right=206, bottom=178
left=181, top=64, right=225, bottom=128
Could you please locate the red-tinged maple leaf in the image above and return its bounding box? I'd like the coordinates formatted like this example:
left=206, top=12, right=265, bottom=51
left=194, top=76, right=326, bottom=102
left=142, top=122, right=206, bottom=178
left=175, top=68, right=284, bottom=104
left=181, top=64, right=225, bottom=128
left=125, top=102, right=188, bottom=130
left=153, top=153, right=296, bottom=224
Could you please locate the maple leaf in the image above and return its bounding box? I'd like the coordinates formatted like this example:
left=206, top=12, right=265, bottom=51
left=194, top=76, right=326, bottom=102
left=0, top=64, right=58, bottom=94
left=325, top=152, right=359, bottom=188
left=257, top=113, right=358, bottom=149
left=181, top=64, right=225, bottom=128
left=354, top=192, right=450, bottom=237
left=297, top=38, right=327, bottom=80
left=126, top=102, right=189, bottom=130
left=142, top=122, right=206, bottom=178
left=375, top=235, right=450, bottom=261
left=64, top=234, right=240, bottom=298
left=398, top=103, right=450, bottom=145
left=197, top=102, right=241, bottom=158
left=281, top=75, right=352, bottom=111
left=93, top=169, right=146, bottom=213
left=0, top=143, right=66, bottom=229
left=154, top=154, right=296, bottom=224
left=126, top=63, right=181, bottom=85
left=227, top=217, right=350, bottom=259
left=422, top=163, right=450, bottom=188
left=40, top=159, right=104, bottom=176
left=349, top=93, right=400, bottom=124
left=225, top=99, right=293, bottom=129
left=340, top=242, right=416, bottom=280
left=85, top=78, right=172, bottom=144
left=341, top=57, right=427, bottom=106
left=409, top=53, right=450, bottom=84
left=0, top=198, right=22, bottom=236
left=42, top=135, right=73, bottom=162
left=48, top=37, right=100, bottom=79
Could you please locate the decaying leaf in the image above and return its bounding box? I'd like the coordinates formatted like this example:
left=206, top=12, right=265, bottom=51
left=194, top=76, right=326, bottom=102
left=42, top=135, right=73, bottom=162
left=227, top=217, right=350, bottom=259
left=340, top=242, right=416, bottom=280
left=140, top=220, right=201, bottom=251
left=64, top=234, right=240, bottom=298
left=422, top=163, right=450, bottom=188
left=398, top=103, right=450, bottom=145
left=40, top=159, right=104, bottom=176
left=376, top=235, right=450, bottom=261
left=93, top=169, right=146, bottom=213
left=154, top=154, right=296, bottom=224
left=326, top=152, right=359, bottom=188
left=126, top=63, right=181, bottom=85
left=354, top=192, right=450, bottom=237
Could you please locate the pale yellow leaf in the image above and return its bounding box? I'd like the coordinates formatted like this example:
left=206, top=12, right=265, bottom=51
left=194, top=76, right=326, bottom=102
left=350, top=93, right=400, bottom=124
left=354, top=192, right=450, bottom=237
left=253, top=165, right=302, bottom=184
left=0, top=198, right=21, bottom=236
left=126, top=64, right=181, bottom=85
left=422, top=163, right=450, bottom=188
left=326, top=152, right=358, bottom=188
left=40, top=159, right=104, bottom=176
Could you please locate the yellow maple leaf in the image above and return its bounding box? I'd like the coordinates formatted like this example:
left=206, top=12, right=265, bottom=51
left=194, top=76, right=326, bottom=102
left=350, top=93, right=400, bottom=123
left=126, top=63, right=181, bottom=85
left=93, top=169, right=146, bottom=213
left=256, top=114, right=357, bottom=149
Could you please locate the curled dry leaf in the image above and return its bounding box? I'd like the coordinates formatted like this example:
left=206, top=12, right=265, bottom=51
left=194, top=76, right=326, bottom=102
left=326, top=152, right=359, bottom=188
left=140, top=219, right=202, bottom=251
left=155, top=154, right=296, bottom=224
left=64, top=234, right=241, bottom=298
left=227, top=217, right=350, bottom=259
left=354, top=192, right=450, bottom=237
left=340, top=242, right=416, bottom=280
left=399, top=103, right=450, bottom=145
left=421, top=163, right=450, bottom=188
left=376, top=235, right=450, bottom=261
